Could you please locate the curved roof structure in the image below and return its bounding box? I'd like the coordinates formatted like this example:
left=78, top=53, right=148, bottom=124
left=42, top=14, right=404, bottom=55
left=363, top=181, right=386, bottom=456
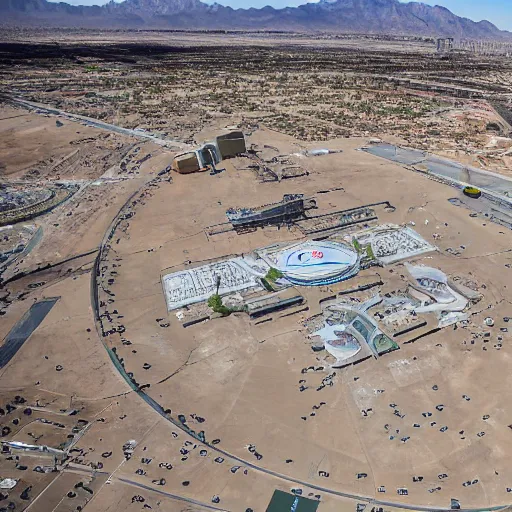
left=270, top=240, right=359, bottom=286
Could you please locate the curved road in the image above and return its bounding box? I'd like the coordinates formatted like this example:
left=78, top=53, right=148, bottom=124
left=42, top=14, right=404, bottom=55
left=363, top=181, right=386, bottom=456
left=90, top=169, right=510, bottom=512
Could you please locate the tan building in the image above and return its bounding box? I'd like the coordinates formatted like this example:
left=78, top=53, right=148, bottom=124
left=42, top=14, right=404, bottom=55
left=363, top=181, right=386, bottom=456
left=172, top=131, right=246, bottom=174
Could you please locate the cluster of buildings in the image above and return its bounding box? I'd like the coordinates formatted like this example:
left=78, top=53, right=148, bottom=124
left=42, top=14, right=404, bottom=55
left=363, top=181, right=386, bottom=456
left=162, top=132, right=485, bottom=373
left=172, top=131, right=246, bottom=174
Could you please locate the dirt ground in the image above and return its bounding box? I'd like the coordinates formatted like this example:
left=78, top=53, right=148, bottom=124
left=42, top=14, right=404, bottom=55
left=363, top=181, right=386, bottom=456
left=89, top=128, right=512, bottom=509
left=0, top=32, right=512, bottom=512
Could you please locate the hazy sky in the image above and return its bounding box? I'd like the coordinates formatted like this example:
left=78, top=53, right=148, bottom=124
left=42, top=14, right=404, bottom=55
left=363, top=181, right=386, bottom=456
left=48, top=0, right=512, bottom=31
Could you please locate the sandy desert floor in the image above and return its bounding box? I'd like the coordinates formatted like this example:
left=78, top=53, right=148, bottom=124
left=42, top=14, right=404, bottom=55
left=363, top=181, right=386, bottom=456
left=0, top=32, right=512, bottom=512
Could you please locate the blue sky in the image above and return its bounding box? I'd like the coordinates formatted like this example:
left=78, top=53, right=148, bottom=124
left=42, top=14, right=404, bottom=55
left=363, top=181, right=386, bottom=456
left=49, top=0, right=512, bottom=31
left=417, top=1, right=512, bottom=31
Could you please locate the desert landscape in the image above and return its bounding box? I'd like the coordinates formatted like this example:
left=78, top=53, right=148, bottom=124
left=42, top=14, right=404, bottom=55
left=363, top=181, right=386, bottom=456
left=0, top=22, right=512, bottom=512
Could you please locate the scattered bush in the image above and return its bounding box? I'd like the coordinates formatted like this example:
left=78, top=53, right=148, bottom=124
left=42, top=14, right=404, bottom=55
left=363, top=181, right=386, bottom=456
left=207, top=294, right=232, bottom=316
left=265, top=267, right=283, bottom=282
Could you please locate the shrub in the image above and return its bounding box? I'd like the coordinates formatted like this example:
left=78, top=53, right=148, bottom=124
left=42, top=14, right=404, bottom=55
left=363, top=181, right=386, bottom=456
left=207, top=294, right=232, bottom=316
left=266, top=267, right=283, bottom=282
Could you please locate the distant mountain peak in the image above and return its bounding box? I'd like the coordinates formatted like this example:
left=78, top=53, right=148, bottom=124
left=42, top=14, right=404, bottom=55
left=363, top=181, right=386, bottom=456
left=118, top=0, right=206, bottom=14
left=1, top=0, right=510, bottom=40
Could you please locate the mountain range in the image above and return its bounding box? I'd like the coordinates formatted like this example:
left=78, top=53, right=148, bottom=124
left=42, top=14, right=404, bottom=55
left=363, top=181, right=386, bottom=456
left=1, top=0, right=510, bottom=39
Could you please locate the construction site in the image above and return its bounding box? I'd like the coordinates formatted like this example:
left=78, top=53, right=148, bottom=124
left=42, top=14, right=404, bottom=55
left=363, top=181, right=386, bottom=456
left=0, top=29, right=512, bottom=512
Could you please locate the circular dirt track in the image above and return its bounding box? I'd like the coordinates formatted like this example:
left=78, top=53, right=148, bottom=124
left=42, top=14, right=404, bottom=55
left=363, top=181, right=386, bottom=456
left=0, top=185, right=77, bottom=226
left=93, top=136, right=512, bottom=510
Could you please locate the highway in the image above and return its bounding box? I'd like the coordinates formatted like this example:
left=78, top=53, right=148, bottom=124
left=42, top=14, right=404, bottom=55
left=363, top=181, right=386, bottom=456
left=4, top=96, right=189, bottom=151
left=362, top=144, right=512, bottom=202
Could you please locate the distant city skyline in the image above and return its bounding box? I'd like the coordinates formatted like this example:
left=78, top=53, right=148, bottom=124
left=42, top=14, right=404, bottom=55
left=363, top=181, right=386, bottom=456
left=48, top=0, right=512, bottom=31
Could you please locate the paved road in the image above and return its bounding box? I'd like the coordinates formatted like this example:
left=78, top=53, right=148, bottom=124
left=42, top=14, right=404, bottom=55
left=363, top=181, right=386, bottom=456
left=362, top=144, right=512, bottom=201
left=63, top=465, right=229, bottom=511
left=4, top=96, right=189, bottom=151
left=117, top=477, right=229, bottom=511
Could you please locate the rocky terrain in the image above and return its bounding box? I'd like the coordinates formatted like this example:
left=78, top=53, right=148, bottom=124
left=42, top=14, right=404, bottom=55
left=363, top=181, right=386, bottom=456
left=1, top=0, right=511, bottom=39
left=2, top=31, right=512, bottom=175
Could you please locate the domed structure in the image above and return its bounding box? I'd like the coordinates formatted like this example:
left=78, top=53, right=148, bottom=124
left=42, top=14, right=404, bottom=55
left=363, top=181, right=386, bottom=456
left=261, top=240, right=360, bottom=286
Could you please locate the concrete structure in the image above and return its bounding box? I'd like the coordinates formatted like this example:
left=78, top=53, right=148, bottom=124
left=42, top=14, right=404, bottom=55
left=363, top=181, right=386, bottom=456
left=347, top=224, right=436, bottom=264
left=437, top=38, right=454, bottom=53
left=245, top=290, right=305, bottom=319
left=311, top=298, right=399, bottom=367
left=2, top=441, right=67, bottom=464
left=172, top=142, right=220, bottom=174
left=161, top=254, right=269, bottom=311
left=405, top=263, right=469, bottom=320
left=226, top=194, right=316, bottom=230
left=0, top=185, right=78, bottom=227
left=457, top=39, right=512, bottom=56
left=216, top=131, right=246, bottom=159
left=296, top=204, right=377, bottom=236
left=0, top=479, right=18, bottom=490
left=172, top=131, right=246, bottom=174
